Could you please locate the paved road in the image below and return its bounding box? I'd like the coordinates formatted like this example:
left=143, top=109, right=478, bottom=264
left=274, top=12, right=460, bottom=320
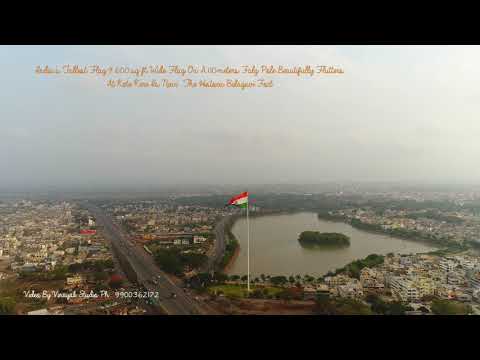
left=204, top=216, right=229, bottom=272
left=82, top=202, right=205, bottom=315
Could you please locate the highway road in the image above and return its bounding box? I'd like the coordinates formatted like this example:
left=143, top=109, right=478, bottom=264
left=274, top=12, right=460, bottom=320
left=82, top=202, right=206, bottom=315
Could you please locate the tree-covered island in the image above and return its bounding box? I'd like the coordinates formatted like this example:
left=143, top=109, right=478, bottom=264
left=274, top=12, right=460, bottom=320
left=298, top=231, right=351, bottom=247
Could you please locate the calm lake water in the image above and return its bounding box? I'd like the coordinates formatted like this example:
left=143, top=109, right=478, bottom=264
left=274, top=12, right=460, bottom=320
left=228, top=212, right=437, bottom=277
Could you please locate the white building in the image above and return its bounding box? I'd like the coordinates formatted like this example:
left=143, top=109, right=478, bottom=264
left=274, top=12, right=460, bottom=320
left=473, top=289, right=480, bottom=301
left=193, top=236, right=207, bottom=244
left=439, top=259, right=456, bottom=272
left=469, top=272, right=480, bottom=290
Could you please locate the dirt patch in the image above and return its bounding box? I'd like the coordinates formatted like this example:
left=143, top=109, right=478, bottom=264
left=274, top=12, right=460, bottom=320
left=0, top=259, right=11, bottom=271
left=211, top=298, right=316, bottom=315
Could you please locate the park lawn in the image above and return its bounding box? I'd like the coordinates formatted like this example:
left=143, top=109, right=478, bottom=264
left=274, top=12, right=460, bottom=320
left=208, top=284, right=283, bottom=298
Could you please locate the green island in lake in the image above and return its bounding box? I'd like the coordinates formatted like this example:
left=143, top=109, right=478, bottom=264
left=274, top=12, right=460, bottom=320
left=298, top=231, right=351, bottom=248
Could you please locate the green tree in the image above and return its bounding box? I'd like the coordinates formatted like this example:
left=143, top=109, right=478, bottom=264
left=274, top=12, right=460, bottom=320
left=270, top=276, right=288, bottom=286
left=314, top=296, right=372, bottom=315
left=154, top=249, right=184, bottom=275
left=251, top=289, right=263, bottom=298
left=0, top=297, right=16, bottom=314
left=93, top=271, right=108, bottom=281
left=52, top=265, right=69, bottom=280
left=298, top=231, right=350, bottom=247
left=388, top=302, right=408, bottom=315
left=179, top=252, right=208, bottom=269
left=277, top=292, right=291, bottom=301
left=431, top=299, right=472, bottom=315
left=214, top=272, right=229, bottom=283
left=365, top=294, right=389, bottom=314
left=188, top=272, right=213, bottom=289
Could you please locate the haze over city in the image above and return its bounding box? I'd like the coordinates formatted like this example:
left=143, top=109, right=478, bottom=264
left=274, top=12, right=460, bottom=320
left=2, top=44, right=480, bottom=317
left=2, top=45, right=480, bottom=190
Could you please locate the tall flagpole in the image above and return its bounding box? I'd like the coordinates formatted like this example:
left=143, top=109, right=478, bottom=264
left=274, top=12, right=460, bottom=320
left=246, top=198, right=250, bottom=292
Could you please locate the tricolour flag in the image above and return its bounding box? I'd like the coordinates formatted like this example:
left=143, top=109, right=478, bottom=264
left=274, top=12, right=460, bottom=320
left=227, top=191, right=248, bottom=208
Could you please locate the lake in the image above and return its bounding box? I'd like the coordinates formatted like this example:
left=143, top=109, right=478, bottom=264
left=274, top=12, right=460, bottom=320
left=228, top=212, right=437, bottom=277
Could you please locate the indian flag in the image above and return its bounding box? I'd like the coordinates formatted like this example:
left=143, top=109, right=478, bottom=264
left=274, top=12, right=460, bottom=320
left=227, top=191, right=248, bottom=208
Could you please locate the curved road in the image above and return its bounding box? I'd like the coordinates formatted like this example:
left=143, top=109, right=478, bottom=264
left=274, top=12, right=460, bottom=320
left=204, top=216, right=229, bottom=272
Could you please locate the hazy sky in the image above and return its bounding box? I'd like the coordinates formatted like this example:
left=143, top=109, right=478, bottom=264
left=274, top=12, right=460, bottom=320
left=1, top=45, right=480, bottom=189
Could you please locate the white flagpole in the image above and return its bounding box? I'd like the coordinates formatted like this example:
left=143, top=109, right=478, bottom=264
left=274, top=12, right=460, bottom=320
left=247, top=199, right=250, bottom=292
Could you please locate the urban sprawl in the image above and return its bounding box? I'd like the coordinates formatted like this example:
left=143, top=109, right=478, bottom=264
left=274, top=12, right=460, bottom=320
left=1, top=188, right=480, bottom=315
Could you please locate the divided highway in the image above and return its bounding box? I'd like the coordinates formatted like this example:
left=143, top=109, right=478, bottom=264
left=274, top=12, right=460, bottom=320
left=82, top=202, right=205, bottom=315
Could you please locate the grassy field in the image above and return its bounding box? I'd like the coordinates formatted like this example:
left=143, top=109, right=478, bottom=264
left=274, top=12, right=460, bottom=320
left=208, top=284, right=283, bottom=298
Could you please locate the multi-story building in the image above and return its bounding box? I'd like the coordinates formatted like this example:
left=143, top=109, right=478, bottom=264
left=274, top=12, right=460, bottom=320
left=447, top=271, right=466, bottom=286
left=469, top=272, right=480, bottom=291
left=410, top=276, right=436, bottom=298
left=389, top=276, right=420, bottom=302
left=337, top=279, right=364, bottom=299
left=439, top=258, right=456, bottom=272
left=360, top=267, right=385, bottom=289
left=324, top=274, right=350, bottom=287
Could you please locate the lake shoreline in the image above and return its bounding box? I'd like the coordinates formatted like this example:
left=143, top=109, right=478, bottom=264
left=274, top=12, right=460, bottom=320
left=227, top=211, right=438, bottom=277
left=233, top=209, right=443, bottom=249
left=316, top=213, right=446, bottom=249
left=223, top=243, right=240, bottom=273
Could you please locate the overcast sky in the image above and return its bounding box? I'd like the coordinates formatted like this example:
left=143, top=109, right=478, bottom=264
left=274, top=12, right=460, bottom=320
left=1, top=45, right=480, bottom=189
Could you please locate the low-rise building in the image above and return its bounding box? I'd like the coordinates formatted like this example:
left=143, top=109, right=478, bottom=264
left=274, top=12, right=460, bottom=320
left=66, top=274, right=85, bottom=286
left=193, top=236, right=207, bottom=244
left=324, top=274, right=350, bottom=287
